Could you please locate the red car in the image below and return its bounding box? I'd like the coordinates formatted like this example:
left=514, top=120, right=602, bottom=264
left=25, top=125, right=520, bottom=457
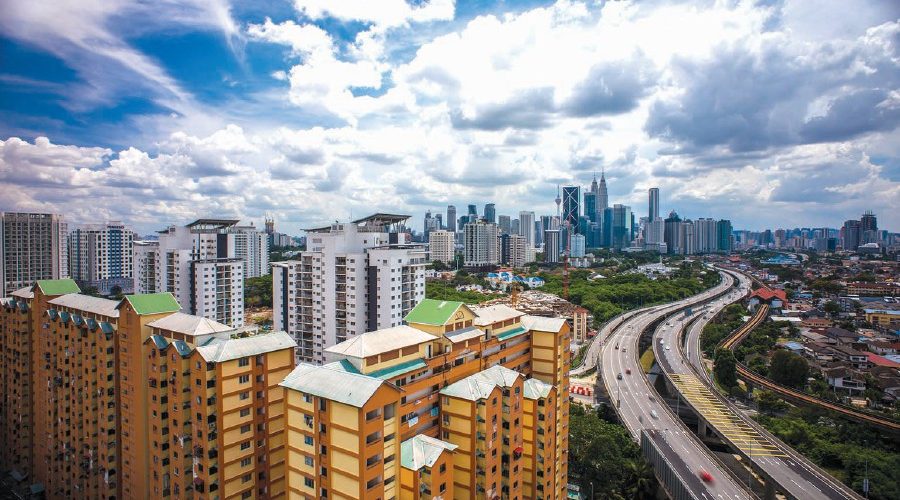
left=625, top=368, right=631, bottom=375
left=699, top=469, right=714, bottom=483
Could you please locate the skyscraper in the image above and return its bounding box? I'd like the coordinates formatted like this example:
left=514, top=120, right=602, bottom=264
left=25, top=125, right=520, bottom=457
left=860, top=210, right=878, bottom=244
left=611, top=204, right=633, bottom=249
left=0, top=212, right=68, bottom=297
left=447, top=205, right=457, bottom=232
left=484, top=203, right=496, bottom=223
left=716, top=219, right=733, bottom=253
left=649, top=187, right=659, bottom=220
left=664, top=210, right=682, bottom=254
left=598, top=170, right=609, bottom=211
left=562, top=186, right=580, bottom=230
left=518, top=211, right=535, bottom=248
left=468, top=204, right=477, bottom=217
left=842, top=219, right=861, bottom=251
left=544, top=229, right=561, bottom=263
left=498, top=215, right=511, bottom=234
left=584, top=191, right=597, bottom=224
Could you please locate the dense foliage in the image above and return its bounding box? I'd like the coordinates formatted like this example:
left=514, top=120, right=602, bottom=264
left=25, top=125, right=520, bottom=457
left=425, top=280, right=495, bottom=304
left=757, top=406, right=900, bottom=500
left=713, top=347, right=738, bottom=389
left=538, top=263, right=717, bottom=326
left=569, top=404, right=658, bottom=499
left=700, top=303, right=748, bottom=356
left=768, top=350, right=808, bottom=388
left=244, top=274, right=273, bottom=308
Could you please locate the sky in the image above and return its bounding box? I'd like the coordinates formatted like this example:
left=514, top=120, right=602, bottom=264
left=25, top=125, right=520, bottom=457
left=0, top=0, right=898, bottom=235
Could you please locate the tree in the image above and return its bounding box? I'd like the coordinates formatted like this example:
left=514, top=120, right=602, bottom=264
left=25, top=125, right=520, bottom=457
left=768, top=350, right=808, bottom=388
left=756, top=390, right=788, bottom=414
left=431, top=260, right=447, bottom=271
left=823, top=301, right=841, bottom=316
left=714, top=348, right=738, bottom=389
left=109, top=285, right=124, bottom=300
left=244, top=274, right=273, bottom=308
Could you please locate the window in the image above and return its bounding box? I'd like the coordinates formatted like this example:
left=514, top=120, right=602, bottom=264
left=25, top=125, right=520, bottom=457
left=241, top=424, right=251, bottom=434
left=239, top=391, right=249, bottom=400
left=304, top=436, right=313, bottom=446
left=303, top=393, right=312, bottom=404
left=240, top=408, right=250, bottom=417
left=304, top=456, right=314, bottom=466
left=240, top=457, right=251, bottom=467
left=240, top=441, right=251, bottom=450
left=238, top=357, right=249, bottom=367
left=304, top=477, right=314, bottom=488
left=238, top=375, right=249, bottom=384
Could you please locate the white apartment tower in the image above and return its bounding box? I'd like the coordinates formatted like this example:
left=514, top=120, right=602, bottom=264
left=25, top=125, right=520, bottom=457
left=463, top=219, right=500, bottom=267
left=68, top=221, right=135, bottom=294
left=508, top=234, right=527, bottom=268
left=136, top=218, right=245, bottom=327
left=133, top=240, right=159, bottom=294
left=230, top=224, right=270, bottom=278
left=0, top=212, right=68, bottom=297
left=272, top=214, right=426, bottom=364
left=428, top=230, right=454, bottom=264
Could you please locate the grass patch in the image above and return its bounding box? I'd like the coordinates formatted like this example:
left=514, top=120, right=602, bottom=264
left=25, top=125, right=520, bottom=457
left=639, top=349, right=655, bottom=373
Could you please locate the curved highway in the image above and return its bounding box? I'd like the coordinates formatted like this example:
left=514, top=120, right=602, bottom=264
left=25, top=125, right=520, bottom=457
left=655, top=269, right=861, bottom=500
left=600, top=271, right=749, bottom=499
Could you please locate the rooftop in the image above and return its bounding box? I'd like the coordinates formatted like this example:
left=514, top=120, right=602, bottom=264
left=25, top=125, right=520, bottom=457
left=48, top=294, right=120, bottom=318
left=195, top=331, right=296, bottom=363
left=404, top=298, right=465, bottom=326
left=185, top=218, right=239, bottom=230
left=440, top=365, right=523, bottom=401
left=400, top=435, right=458, bottom=471
left=120, top=292, right=181, bottom=315
left=351, top=213, right=411, bottom=225
left=325, top=325, right=435, bottom=359
left=471, top=304, right=524, bottom=326
left=147, top=312, right=232, bottom=337
left=523, top=378, right=553, bottom=400
left=520, top=315, right=567, bottom=333
left=444, top=326, right=484, bottom=344
left=36, top=279, right=80, bottom=296
left=10, top=286, right=33, bottom=299
left=280, top=363, right=394, bottom=408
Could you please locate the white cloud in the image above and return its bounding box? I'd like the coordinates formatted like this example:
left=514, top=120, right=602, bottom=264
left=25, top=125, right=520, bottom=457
left=293, top=0, right=455, bottom=28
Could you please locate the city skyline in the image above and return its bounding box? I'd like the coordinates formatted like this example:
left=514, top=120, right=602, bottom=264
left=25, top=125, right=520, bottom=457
left=1, top=1, right=898, bottom=233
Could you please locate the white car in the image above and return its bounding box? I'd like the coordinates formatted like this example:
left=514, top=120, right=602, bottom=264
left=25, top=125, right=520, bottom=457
left=650, top=410, right=659, bottom=419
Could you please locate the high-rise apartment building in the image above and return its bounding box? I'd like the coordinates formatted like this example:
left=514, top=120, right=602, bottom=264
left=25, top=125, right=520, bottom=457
left=0, top=279, right=296, bottom=499
left=139, top=219, right=245, bottom=327
left=463, top=219, right=500, bottom=267
left=446, top=205, right=457, bottom=232
left=0, top=212, right=68, bottom=297
left=518, top=211, right=535, bottom=248
left=664, top=211, right=683, bottom=255
left=544, top=229, right=561, bottom=263
left=276, top=299, right=570, bottom=499
left=229, top=224, right=270, bottom=278
left=649, top=187, right=659, bottom=220
left=562, top=186, right=580, bottom=230
left=272, top=214, right=426, bottom=364
left=500, top=234, right=528, bottom=267
left=717, top=219, right=733, bottom=253
left=484, top=203, right=496, bottom=223
left=571, top=233, right=586, bottom=258
left=510, top=218, right=520, bottom=236
left=68, top=221, right=135, bottom=294
left=428, top=229, right=454, bottom=264
left=133, top=240, right=159, bottom=294
left=693, top=218, right=718, bottom=254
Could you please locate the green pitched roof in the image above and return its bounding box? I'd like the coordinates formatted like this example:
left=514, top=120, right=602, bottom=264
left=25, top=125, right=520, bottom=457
left=121, top=293, right=180, bottom=315
left=404, top=299, right=464, bottom=326
left=36, top=279, right=80, bottom=296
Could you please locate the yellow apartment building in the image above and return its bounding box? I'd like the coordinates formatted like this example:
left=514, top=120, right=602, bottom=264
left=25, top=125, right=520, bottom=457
left=143, top=314, right=295, bottom=499
left=522, top=378, right=559, bottom=500
left=399, top=434, right=457, bottom=499
left=279, top=362, right=402, bottom=500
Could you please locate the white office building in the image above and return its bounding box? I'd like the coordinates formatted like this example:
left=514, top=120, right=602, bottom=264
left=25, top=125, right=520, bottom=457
left=428, top=230, right=455, bottom=264
left=570, top=234, right=586, bottom=258
left=133, top=240, right=159, bottom=294
left=135, top=219, right=245, bottom=327
left=464, top=220, right=500, bottom=267
left=272, top=214, right=426, bottom=364
left=0, top=212, right=68, bottom=297
left=68, top=221, right=135, bottom=294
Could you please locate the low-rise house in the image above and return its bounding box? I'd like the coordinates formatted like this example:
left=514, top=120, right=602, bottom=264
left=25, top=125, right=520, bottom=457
left=829, top=344, right=870, bottom=370
left=867, top=341, right=900, bottom=356
left=802, top=342, right=835, bottom=362
left=822, top=367, right=866, bottom=393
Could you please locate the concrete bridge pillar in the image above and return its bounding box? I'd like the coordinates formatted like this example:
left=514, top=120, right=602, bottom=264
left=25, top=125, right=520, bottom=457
left=697, top=418, right=708, bottom=437
left=764, top=479, right=776, bottom=500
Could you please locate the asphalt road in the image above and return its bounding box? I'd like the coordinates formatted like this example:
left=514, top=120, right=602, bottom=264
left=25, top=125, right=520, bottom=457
left=656, top=269, right=862, bottom=500
left=600, top=271, right=749, bottom=499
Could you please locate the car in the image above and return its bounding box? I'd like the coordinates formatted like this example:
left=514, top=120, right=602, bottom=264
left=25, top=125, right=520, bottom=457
left=615, top=343, right=619, bottom=349
left=625, top=368, right=631, bottom=375
left=699, top=469, right=714, bottom=483
left=622, top=348, right=627, bottom=353
left=665, top=346, right=671, bottom=351
left=616, top=373, right=623, bottom=380
left=650, top=410, right=658, bottom=419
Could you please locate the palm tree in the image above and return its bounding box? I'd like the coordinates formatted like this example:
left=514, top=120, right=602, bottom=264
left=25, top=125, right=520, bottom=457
left=623, top=459, right=657, bottom=499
